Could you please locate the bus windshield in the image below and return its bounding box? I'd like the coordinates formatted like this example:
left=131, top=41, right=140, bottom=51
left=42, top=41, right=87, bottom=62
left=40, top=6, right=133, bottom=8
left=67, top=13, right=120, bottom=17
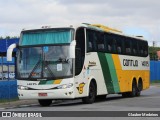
left=17, top=45, right=73, bottom=80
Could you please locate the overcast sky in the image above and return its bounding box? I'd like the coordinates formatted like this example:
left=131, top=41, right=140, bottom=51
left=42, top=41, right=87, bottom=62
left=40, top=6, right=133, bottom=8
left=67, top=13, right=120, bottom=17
left=0, top=0, right=160, bottom=46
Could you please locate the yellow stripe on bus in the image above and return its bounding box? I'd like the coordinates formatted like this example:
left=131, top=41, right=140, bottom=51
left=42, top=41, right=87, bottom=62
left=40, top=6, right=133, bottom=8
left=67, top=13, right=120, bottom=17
left=112, top=54, right=125, bottom=92
left=53, top=79, right=62, bottom=84
left=112, top=54, right=150, bottom=93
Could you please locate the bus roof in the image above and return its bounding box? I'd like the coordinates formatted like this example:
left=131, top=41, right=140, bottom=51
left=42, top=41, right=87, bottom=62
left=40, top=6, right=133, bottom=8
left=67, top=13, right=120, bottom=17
left=84, top=24, right=146, bottom=41
left=21, top=23, right=147, bottom=41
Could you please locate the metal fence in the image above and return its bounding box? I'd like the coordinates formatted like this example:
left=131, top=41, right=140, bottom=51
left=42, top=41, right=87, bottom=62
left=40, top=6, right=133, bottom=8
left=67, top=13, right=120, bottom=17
left=0, top=80, right=18, bottom=99
left=150, top=60, right=160, bottom=81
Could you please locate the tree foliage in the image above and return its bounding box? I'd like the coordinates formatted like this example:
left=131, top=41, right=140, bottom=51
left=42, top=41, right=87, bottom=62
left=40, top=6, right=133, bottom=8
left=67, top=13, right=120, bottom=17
left=149, top=46, right=160, bottom=60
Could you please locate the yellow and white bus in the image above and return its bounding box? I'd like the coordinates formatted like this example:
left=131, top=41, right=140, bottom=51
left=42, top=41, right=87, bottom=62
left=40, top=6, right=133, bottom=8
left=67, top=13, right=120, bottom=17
left=7, top=23, right=150, bottom=106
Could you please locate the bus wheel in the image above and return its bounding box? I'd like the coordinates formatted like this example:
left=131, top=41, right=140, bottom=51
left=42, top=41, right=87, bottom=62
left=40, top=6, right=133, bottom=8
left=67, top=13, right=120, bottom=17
left=82, top=81, right=96, bottom=104
left=128, top=81, right=137, bottom=97
left=38, top=99, right=52, bottom=106
left=136, top=80, right=143, bottom=96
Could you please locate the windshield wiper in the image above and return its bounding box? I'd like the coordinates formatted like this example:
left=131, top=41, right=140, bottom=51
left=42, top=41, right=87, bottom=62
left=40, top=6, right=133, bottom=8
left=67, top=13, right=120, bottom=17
left=58, top=58, right=69, bottom=63
left=43, top=61, right=55, bottom=77
left=28, top=59, right=41, bottom=78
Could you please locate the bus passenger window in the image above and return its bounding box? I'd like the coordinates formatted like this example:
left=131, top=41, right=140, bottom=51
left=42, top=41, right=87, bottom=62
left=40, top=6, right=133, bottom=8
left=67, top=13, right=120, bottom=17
left=133, top=49, right=136, bottom=54
left=144, top=41, right=148, bottom=56
left=126, top=48, right=131, bottom=54
left=138, top=42, right=144, bottom=56
left=97, top=33, right=105, bottom=52
left=112, top=39, right=117, bottom=53
left=144, top=50, right=147, bottom=56
left=124, top=38, right=131, bottom=55
left=140, top=49, right=143, bottom=55
left=88, top=42, right=93, bottom=51
left=116, top=36, right=123, bottom=54
left=108, top=45, right=111, bottom=52
left=98, top=44, right=104, bottom=50
left=131, top=39, right=138, bottom=56
left=117, top=46, right=121, bottom=53
left=86, top=29, right=97, bottom=52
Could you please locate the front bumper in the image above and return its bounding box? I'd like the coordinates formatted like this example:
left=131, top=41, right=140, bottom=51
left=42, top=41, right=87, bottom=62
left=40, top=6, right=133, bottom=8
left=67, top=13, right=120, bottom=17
left=18, top=88, right=75, bottom=99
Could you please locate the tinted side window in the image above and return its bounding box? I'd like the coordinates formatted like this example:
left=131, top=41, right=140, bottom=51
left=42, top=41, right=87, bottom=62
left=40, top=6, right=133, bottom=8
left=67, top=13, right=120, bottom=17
left=124, top=38, right=132, bottom=55
left=143, top=41, right=148, bottom=56
left=96, top=32, right=105, bottom=52
left=138, top=41, right=143, bottom=56
left=86, top=29, right=97, bottom=52
left=131, top=39, right=138, bottom=56
left=104, top=33, right=124, bottom=54
left=86, top=29, right=148, bottom=57
left=138, top=40, right=148, bottom=57
left=105, top=34, right=114, bottom=53
left=114, top=35, right=124, bottom=54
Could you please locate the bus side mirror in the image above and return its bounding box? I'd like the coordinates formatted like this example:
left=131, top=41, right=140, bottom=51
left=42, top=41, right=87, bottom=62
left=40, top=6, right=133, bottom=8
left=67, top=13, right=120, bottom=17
left=69, top=40, right=76, bottom=59
left=7, top=43, right=17, bottom=61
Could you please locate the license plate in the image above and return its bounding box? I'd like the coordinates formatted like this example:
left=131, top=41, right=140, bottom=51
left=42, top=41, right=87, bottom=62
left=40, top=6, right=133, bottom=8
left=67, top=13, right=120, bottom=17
left=38, top=93, right=47, bottom=97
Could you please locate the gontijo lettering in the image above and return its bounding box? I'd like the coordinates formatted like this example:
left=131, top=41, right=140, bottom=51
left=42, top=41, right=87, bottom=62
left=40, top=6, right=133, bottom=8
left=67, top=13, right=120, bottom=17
left=123, top=59, right=138, bottom=67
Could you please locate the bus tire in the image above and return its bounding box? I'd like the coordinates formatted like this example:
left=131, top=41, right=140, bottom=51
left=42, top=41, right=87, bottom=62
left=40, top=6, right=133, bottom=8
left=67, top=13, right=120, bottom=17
left=136, top=79, right=143, bottom=96
left=82, top=81, right=96, bottom=104
left=38, top=99, right=52, bottom=106
left=128, top=80, right=137, bottom=97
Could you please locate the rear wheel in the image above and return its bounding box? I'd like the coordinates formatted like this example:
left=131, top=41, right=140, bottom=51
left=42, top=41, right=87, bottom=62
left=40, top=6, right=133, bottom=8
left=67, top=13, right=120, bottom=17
left=136, top=80, right=143, bottom=96
left=38, top=99, right=52, bottom=106
left=82, top=82, right=96, bottom=104
left=128, top=80, right=137, bottom=97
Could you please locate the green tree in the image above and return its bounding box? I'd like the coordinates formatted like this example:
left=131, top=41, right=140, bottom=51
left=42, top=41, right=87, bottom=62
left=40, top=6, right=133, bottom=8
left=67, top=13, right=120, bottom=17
left=149, top=46, right=160, bottom=60
left=0, top=36, right=3, bottom=39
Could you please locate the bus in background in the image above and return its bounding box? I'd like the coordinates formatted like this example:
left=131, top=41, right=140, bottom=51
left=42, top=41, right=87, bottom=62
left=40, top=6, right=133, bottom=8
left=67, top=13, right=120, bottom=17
left=7, top=23, right=150, bottom=106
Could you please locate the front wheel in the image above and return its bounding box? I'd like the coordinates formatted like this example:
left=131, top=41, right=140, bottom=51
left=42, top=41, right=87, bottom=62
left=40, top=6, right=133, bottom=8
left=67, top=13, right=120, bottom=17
left=38, top=99, right=52, bottom=106
left=82, top=82, right=96, bottom=104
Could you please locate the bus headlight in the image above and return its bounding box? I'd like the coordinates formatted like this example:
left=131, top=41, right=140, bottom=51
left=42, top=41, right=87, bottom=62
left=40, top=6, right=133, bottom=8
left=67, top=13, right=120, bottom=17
left=56, top=83, right=73, bottom=89
left=18, top=85, right=29, bottom=90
